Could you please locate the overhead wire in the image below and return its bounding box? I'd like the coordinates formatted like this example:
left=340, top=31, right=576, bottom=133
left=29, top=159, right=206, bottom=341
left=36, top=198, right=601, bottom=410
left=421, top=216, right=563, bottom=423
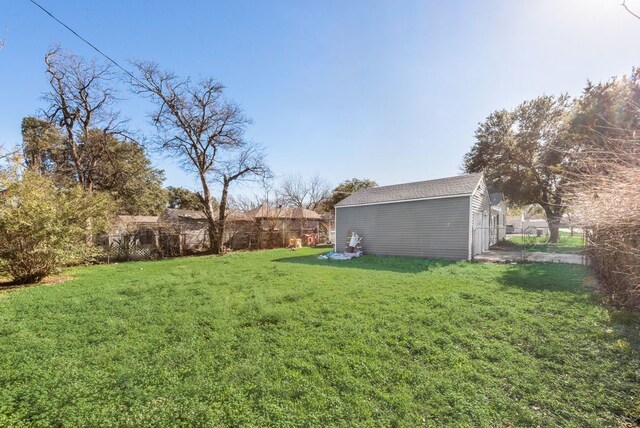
left=28, top=0, right=145, bottom=86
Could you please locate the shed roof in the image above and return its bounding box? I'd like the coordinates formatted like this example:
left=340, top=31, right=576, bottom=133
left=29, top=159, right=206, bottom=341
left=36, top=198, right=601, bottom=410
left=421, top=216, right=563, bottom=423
left=335, top=173, right=483, bottom=207
left=489, top=192, right=504, bottom=206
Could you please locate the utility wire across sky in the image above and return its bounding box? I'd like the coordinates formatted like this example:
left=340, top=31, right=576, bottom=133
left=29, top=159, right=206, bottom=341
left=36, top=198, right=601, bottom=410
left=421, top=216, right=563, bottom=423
left=28, top=0, right=144, bottom=86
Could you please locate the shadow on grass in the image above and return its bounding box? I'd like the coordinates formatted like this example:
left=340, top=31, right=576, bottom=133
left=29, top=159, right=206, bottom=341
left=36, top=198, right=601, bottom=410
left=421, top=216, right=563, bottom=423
left=274, top=254, right=455, bottom=274
left=609, top=309, right=640, bottom=351
left=497, top=263, right=640, bottom=352
left=524, top=245, right=584, bottom=255
left=0, top=275, right=72, bottom=293
left=497, top=262, right=590, bottom=294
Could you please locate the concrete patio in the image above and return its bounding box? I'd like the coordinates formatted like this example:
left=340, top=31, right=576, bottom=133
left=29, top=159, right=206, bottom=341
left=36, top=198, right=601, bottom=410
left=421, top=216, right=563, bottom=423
left=475, top=250, right=588, bottom=265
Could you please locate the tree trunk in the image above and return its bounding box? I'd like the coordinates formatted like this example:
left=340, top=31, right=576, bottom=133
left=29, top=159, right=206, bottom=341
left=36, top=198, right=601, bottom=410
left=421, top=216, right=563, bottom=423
left=212, top=179, right=230, bottom=255
left=547, top=214, right=562, bottom=243
left=207, top=225, right=217, bottom=253
left=541, top=200, right=563, bottom=244
left=197, top=172, right=217, bottom=251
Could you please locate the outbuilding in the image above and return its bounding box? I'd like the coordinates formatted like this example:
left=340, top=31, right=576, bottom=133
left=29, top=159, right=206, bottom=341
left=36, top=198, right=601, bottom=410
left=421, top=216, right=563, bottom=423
left=334, top=173, right=491, bottom=260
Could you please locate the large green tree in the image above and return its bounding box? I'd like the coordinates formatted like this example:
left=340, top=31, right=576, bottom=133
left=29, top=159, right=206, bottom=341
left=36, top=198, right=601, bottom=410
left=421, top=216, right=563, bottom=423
left=21, top=117, right=167, bottom=215
left=322, top=178, right=378, bottom=212
left=464, top=95, right=573, bottom=242
left=43, top=47, right=120, bottom=191
left=167, top=186, right=205, bottom=210
left=567, top=69, right=640, bottom=169
left=26, top=47, right=168, bottom=215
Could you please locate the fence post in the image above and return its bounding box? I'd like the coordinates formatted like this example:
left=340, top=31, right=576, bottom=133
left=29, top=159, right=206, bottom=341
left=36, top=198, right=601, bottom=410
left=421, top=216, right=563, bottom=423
left=521, top=226, right=525, bottom=262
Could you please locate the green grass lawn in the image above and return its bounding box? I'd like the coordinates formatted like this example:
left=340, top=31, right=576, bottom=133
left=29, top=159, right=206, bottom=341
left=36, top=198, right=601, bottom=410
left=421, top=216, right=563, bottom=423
left=1, top=249, right=638, bottom=427
left=505, top=231, right=586, bottom=254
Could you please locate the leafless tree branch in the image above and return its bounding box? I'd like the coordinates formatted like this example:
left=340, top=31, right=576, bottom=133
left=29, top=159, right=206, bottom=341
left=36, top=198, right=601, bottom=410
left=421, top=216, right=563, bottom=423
left=622, top=0, right=640, bottom=20
left=280, top=173, right=330, bottom=210
left=42, top=46, right=124, bottom=190
left=131, top=61, right=269, bottom=253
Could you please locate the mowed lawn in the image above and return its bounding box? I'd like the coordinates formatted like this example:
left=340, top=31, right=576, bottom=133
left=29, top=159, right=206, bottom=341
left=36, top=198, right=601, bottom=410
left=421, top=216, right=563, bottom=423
left=0, top=249, right=638, bottom=427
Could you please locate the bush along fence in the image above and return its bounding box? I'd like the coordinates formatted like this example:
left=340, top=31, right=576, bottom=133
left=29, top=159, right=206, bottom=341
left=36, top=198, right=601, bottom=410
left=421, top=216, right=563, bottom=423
left=583, top=226, right=640, bottom=309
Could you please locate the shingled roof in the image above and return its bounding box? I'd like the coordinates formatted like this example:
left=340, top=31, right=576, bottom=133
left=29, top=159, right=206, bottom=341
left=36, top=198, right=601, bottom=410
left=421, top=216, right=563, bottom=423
left=249, top=205, right=323, bottom=220
left=160, top=208, right=252, bottom=222
left=116, top=215, right=160, bottom=224
left=335, top=173, right=483, bottom=207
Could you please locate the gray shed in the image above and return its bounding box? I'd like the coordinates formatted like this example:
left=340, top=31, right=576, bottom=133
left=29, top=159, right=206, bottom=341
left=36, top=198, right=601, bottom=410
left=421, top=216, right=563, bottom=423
left=334, top=173, right=491, bottom=260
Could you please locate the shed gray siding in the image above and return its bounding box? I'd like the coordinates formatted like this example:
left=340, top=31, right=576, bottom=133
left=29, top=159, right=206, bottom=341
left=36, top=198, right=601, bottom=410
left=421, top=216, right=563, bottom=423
left=335, top=196, right=471, bottom=259
left=471, top=177, right=490, bottom=213
left=469, top=177, right=491, bottom=256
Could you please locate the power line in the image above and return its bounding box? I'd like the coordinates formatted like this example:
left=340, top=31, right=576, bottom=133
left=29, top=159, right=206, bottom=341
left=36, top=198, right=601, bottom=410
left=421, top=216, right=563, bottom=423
left=28, top=0, right=143, bottom=85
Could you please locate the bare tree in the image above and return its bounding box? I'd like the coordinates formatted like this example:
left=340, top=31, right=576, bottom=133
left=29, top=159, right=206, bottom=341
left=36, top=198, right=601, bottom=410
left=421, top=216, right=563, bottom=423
left=131, top=61, right=269, bottom=253
left=0, top=145, right=19, bottom=175
left=212, top=144, right=269, bottom=253
left=243, top=178, right=290, bottom=248
left=280, top=173, right=330, bottom=210
left=230, top=177, right=284, bottom=213
left=622, top=0, right=640, bottom=20
left=43, top=46, right=124, bottom=190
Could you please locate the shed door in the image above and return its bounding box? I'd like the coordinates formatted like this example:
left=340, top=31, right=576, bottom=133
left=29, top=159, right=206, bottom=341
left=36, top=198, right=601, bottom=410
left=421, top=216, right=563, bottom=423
left=472, top=211, right=490, bottom=256
left=482, top=212, right=490, bottom=251
left=473, top=212, right=483, bottom=256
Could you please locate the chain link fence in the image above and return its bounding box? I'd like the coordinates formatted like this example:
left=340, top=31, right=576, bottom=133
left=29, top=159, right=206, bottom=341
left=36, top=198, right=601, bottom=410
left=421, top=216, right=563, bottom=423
left=475, top=224, right=589, bottom=263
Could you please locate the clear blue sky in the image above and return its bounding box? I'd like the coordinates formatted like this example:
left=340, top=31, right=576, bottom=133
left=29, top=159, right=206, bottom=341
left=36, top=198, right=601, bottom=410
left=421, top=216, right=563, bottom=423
left=1, top=0, right=639, bottom=193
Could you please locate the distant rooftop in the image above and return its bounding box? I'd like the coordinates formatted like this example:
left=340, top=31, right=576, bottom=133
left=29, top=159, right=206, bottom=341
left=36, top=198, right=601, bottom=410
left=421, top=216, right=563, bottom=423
left=249, top=205, right=323, bottom=220
left=161, top=208, right=252, bottom=222
left=116, top=215, right=159, bottom=223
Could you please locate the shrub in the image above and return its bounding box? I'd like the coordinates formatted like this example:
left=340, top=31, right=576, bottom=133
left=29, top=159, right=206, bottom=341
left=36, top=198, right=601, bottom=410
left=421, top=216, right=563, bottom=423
left=569, top=147, right=640, bottom=309
left=0, top=168, right=114, bottom=284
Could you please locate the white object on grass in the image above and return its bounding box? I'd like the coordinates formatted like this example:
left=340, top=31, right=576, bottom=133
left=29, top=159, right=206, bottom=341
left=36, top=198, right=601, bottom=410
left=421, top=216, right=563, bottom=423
left=318, top=251, right=363, bottom=261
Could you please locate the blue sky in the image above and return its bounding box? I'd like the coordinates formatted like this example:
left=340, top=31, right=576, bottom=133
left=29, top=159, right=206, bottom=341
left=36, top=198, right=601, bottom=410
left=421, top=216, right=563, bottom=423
left=1, top=0, right=640, bottom=194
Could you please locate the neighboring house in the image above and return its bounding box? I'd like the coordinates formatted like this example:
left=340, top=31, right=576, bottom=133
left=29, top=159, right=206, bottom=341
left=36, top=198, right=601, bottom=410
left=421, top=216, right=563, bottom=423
left=158, top=208, right=210, bottom=253
left=102, top=205, right=329, bottom=260
left=103, top=215, right=161, bottom=260
left=248, top=205, right=328, bottom=248
left=506, top=215, right=549, bottom=234
left=334, top=173, right=491, bottom=260
left=218, top=210, right=256, bottom=250
left=159, top=208, right=255, bottom=252
left=489, top=192, right=507, bottom=245
left=103, top=210, right=211, bottom=260
left=321, top=212, right=336, bottom=244
left=506, top=214, right=573, bottom=235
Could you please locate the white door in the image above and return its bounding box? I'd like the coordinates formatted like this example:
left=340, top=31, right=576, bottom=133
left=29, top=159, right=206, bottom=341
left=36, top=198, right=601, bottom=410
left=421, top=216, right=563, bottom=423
left=482, top=213, right=490, bottom=251
left=473, top=212, right=483, bottom=256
